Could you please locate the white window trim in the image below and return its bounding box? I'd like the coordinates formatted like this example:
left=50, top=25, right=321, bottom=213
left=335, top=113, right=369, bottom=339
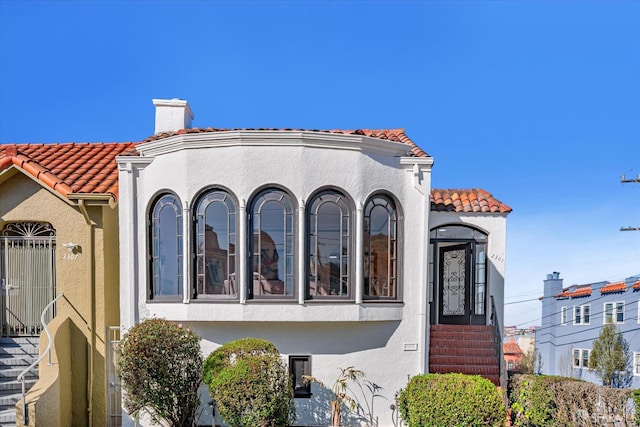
left=604, top=301, right=624, bottom=324
left=634, top=352, right=640, bottom=376
left=573, top=348, right=590, bottom=368
left=574, top=304, right=590, bottom=325
left=561, top=306, right=568, bottom=326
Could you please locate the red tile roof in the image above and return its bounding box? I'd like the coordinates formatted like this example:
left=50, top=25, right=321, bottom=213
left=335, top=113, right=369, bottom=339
left=600, top=282, right=627, bottom=294
left=142, top=127, right=430, bottom=158
left=0, top=143, right=136, bottom=200
left=503, top=341, right=523, bottom=355
left=632, top=280, right=640, bottom=290
left=556, top=286, right=592, bottom=299
left=430, top=189, right=512, bottom=213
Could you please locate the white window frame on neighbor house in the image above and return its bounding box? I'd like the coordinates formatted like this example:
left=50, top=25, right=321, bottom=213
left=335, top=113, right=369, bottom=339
left=574, top=304, right=590, bottom=325
left=573, top=348, right=590, bottom=368
left=604, top=302, right=624, bottom=324
left=561, top=306, right=568, bottom=325
left=634, top=352, right=640, bottom=376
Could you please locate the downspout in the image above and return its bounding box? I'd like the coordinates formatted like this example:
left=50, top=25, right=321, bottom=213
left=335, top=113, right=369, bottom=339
left=77, top=198, right=96, bottom=427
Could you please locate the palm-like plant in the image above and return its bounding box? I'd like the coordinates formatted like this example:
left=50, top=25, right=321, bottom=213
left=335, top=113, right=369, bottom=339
left=304, top=366, right=366, bottom=426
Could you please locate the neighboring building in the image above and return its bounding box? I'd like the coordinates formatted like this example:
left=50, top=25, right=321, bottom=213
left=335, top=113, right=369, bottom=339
left=536, top=272, right=640, bottom=388
left=117, top=99, right=511, bottom=426
left=503, top=337, right=524, bottom=372
left=0, top=142, right=135, bottom=426
left=504, top=325, right=535, bottom=355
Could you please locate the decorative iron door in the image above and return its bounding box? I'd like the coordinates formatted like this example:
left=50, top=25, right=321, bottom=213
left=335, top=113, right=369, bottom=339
left=438, top=243, right=471, bottom=325
left=0, top=223, right=56, bottom=336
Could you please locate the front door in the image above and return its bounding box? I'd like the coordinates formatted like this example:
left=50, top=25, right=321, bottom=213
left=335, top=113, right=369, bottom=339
left=0, top=222, right=56, bottom=336
left=438, top=243, right=471, bottom=325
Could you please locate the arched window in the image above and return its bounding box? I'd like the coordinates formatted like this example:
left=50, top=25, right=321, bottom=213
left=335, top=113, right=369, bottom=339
left=150, top=193, right=183, bottom=299
left=249, top=188, right=295, bottom=298
left=307, top=190, right=351, bottom=298
left=194, top=190, right=237, bottom=298
left=363, top=194, right=398, bottom=300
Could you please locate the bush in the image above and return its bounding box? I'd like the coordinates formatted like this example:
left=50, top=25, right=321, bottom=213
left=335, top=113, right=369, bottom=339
left=397, top=373, right=505, bottom=427
left=203, top=337, right=295, bottom=427
left=633, top=389, right=640, bottom=426
left=117, top=318, right=202, bottom=427
left=508, top=374, right=635, bottom=426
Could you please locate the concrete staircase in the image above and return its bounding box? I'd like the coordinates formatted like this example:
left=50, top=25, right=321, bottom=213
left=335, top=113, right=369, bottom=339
left=0, top=337, right=39, bottom=427
left=429, top=324, right=501, bottom=385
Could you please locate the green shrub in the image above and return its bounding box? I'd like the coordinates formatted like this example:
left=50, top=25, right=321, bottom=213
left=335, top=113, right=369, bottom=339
left=633, top=389, right=640, bottom=426
left=117, top=318, right=202, bottom=427
left=508, top=374, right=634, bottom=426
left=397, top=373, right=505, bottom=427
left=203, top=337, right=295, bottom=427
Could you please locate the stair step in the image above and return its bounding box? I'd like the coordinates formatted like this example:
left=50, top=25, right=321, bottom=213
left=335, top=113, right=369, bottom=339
left=430, top=345, right=496, bottom=356
left=0, top=369, right=37, bottom=380
left=429, top=364, right=500, bottom=376
left=430, top=339, right=496, bottom=349
left=0, top=345, right=38, bottom=357
left=0, top=407, right=16, bottom=424
left=0, top=379, right=36, bottom=393
left=429, top=355, right=498, bottom=366
left=0, top=358, right=34, bottom=368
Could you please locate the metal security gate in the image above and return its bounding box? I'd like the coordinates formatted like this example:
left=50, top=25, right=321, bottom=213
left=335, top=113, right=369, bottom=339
left=0, top=222, right=56, bottom=337
left=107, top=326, right=122, bottom=427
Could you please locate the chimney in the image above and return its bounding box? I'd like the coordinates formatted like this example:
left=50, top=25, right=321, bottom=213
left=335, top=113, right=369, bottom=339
left=543, top=272, right=563, bottom=299
left=152, top=98, right=194, bottom=134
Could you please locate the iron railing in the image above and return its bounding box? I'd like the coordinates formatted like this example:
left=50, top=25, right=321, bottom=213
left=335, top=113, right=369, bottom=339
left=490, top=295, right=503, bottom=384
left=17, top=293, right=64, bottom=425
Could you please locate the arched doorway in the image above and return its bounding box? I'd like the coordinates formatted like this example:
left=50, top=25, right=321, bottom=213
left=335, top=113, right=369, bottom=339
left=0, top=222, right=56, bottom=336
left=430, top=224, right=487, bottom=325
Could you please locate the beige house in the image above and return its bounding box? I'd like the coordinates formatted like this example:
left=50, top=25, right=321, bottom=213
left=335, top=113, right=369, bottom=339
left=0, top=142, right=134, bottom=426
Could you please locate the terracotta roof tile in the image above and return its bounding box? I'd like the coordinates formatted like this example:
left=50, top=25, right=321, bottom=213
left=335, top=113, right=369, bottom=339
left=503, top=341, right=523, bottom=355
left=141, top=127, right=430, bottom=158
left=0, top=142, right=137, bottom=201
left=430, top=189, right=512, bottom=213
left=632, top=280, right=640, bottom=290
left=600, top=282, right=627, bottom=294
left=556, top=286, right=592, bottom=299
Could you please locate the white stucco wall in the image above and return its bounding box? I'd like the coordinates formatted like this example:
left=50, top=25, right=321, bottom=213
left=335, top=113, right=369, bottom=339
left=118, top=131, right=434, bottom=426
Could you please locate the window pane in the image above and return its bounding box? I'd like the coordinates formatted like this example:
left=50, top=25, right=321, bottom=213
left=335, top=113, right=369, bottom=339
left=364, top=196, right=397, bottom=299
left=195, top=191, right=237, bottom=297
left=151, top=195, right=183, bottom=298
left=290, top=356, right=311, bottom=398
left=616, top=302, right=624, bottom=323
left=308, top=191, right=350, bottom=297
left=251, top=190, right=294, bottom=297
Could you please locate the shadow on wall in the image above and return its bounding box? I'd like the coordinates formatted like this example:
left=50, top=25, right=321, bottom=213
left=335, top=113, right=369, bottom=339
left=190, top=321, right=401, bottom=356
left=294, top=379, right=390, bottom=427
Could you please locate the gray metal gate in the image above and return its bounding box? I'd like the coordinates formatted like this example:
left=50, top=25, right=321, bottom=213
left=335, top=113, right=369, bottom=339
left=0, top=222, right=56, bottom=337
left=107, top=326, right=122, bottom=427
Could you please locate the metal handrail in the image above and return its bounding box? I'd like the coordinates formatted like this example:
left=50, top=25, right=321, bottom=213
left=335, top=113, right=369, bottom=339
left=490, top=295, right=503, bottom=384
left=17, top=293, right=64, bottom=425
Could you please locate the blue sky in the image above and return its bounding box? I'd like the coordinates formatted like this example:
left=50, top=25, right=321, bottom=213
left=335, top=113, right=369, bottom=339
left=1, top=1, right=638, bottom=327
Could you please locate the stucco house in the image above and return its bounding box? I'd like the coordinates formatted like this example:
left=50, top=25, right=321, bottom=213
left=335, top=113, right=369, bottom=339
left=116, top=99, right=511, bottom=426
left=536, top=272, right=640, bottom=388
left=0, top=142, right=134, bottom=426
